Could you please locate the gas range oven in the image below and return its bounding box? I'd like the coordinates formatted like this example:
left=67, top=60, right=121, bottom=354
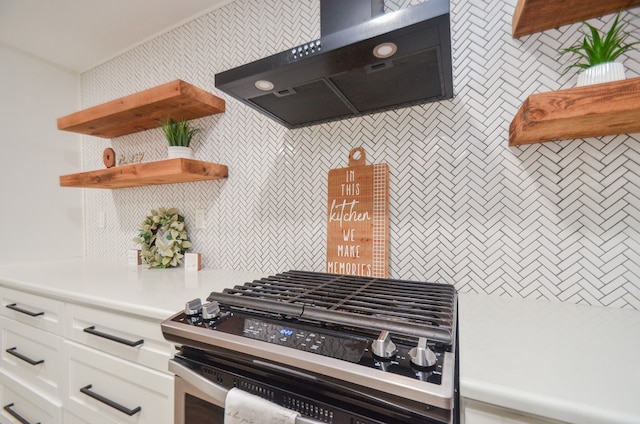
left=162, top=270, right=459, bottom=424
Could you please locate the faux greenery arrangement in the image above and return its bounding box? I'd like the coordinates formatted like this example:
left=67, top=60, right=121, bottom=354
left=133, top=208, right=192, bottom=268
left=160, top=118, right=201, bottom=147
left=561, top=12, right=638, bottom=71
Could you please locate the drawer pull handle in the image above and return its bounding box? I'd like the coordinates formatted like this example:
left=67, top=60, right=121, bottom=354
left=83, top=326, right=144, bottom=347
left=80, top=384, right=142, bottom=416
left=6, top=303, right=44, bottom=317
left=3, top=403, right=41, bottom=424
left=6, top=347, right=44, bottom=366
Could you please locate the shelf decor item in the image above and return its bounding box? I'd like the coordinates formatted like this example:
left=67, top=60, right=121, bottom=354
left=326, top=148, right=389, bottom=278
left=103, top=148, right=116, bottom=168
left=161, top=118, right=201, bottom=159
left=561, top=12, right=638, bottom=86
left=133, top=208, right=192, bottom=269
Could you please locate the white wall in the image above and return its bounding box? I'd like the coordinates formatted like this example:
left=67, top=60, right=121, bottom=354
left=0, top=45, right=84, bottom=265
left=81, top=0, right=640, bottom=309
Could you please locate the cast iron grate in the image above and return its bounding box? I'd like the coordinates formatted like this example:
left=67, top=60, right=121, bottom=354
left=207, top=271, right=456, bottom=344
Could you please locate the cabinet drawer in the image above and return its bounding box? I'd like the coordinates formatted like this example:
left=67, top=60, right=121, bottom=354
left=64, top=341, right=173, bottom=424
left=0, top=288, right=64, bottom=336
left=0, top=371, right=62, bottom=424
left=65, top=303, right=175, bottom=372
left=0, top=316, right=64, bottom=399
left=63, top=410, right=91, bottom=424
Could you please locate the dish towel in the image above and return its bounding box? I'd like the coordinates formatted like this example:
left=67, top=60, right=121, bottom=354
left=224, top=388, right=300, bottom=424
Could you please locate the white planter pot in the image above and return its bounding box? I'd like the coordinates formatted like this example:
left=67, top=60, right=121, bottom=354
left=576, top=62, right=626, bottom=87
left=167, top=146, right=194, bottom=159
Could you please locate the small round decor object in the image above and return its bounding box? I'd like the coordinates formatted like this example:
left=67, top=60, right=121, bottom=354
left=103, top=148, right=116, bottom=168
left=132, top=208, right=192, bottom=269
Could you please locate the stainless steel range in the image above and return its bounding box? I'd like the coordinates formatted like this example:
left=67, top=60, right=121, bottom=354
left=162, top=270, right=458, bottom=424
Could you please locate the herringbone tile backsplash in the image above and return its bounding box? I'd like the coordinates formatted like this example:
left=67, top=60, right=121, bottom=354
left=81, top=0, right=640, bottom=309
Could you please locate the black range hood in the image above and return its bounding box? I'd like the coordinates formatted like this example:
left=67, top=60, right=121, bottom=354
left=215, top=0, right=453, bottom=129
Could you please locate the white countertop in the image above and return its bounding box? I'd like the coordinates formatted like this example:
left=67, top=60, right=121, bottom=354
left=1, top=258, right=638, bottom=423
left=459, top=293, right=640, bottom=424
left=0, top=257, right=264, bottom=320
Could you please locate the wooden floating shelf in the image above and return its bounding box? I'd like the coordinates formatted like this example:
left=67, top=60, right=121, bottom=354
left=57, top=80, right=225, bottom=138
left=512, top=0, right=640, bottom=37
left=60, top=159, right=228, bottom=189
left=509, top=77, right=640, bottom=146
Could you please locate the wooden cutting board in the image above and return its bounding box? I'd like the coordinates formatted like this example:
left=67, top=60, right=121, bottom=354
left=326, top=148, right=389, bottom=278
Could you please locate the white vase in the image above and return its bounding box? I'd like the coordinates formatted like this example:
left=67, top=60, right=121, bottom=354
left=167, top=146, right=194, bottom=160
left=576, top=62, right=626, bottom=87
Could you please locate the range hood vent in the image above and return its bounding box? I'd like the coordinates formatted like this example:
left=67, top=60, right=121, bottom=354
left=320, top=0, right=384, bottom=35
left=215, top=0, right=453, bottom=129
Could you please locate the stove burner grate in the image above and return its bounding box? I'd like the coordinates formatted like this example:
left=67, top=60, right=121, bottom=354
left=207, top=271, right=456, bottom=344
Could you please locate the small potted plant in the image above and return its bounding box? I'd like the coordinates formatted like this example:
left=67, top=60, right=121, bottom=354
left=160, top=118, right=201, bottom=159
left=561, top=12, right=638, bottom=86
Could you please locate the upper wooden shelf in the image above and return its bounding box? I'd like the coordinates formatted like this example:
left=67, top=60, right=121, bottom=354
left=509, top=77, right=640, bottom=146
left=59, top=158, right=228, bottom=189
left=57, top=80, right=225, bottom=138
left=512, top=0, right=640, bottom=37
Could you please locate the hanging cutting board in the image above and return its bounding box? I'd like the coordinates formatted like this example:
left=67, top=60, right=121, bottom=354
left=326, top=148, right=389, bottom=278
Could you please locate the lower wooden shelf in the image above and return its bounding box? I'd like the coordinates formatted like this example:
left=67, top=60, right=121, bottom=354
left=509, top=77, right=640, bottom=146
left=60, top=158, right=228, bottom=189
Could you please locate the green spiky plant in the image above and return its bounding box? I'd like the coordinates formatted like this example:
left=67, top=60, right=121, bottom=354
left=160, top=118, right=201, bottom=147
left=560, top=12, right=638, bottom=72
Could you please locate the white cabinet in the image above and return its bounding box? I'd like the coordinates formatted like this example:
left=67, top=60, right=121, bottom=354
left=1, top=287, right=64, bottom=336
left=0, top=370, right=62, bottom=424
left=65, top=303, right=174, bottom=373
left=0, top=285, right=175, bottom=424
left=64, top=342, right=172, bottom=424
left=0, top=287, right=64, bottom=424
left=0, top=316, right=64, bottom=399
left=463, top=399, right=565, bottom=424
left=63, top=410, right=92, bottom=424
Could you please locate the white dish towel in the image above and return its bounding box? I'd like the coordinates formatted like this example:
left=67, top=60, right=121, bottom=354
left=224, top=388, right=300, bottom=424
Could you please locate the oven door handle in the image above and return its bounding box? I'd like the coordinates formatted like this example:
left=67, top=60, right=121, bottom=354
left=169, top=359, right=323, bottom=424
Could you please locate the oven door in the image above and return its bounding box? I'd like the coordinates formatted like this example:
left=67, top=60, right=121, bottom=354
left=171, top=358, right=322, bottom=424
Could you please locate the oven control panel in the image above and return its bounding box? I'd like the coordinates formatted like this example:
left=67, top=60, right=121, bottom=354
left=175, top=306, right=445, bottom=385
left=216, top=315, right=368, bottom=363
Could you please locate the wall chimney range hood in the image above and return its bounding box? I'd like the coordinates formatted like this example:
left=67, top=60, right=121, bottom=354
left=214, top=0, right=453, bottom=129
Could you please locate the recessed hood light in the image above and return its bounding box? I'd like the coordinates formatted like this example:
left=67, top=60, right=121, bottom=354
left=373, top=42, right=397, bottom=59
left=255, top=80, right=274, bottom=91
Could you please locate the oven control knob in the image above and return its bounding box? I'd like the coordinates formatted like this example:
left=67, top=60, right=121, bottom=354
left=185, top=298, right=202, bottom=316
left=371, top=330, right=397, bottom=359
left=202, top=301, right=221, bottom=320
left=409, top=337, right=437, bottom=368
